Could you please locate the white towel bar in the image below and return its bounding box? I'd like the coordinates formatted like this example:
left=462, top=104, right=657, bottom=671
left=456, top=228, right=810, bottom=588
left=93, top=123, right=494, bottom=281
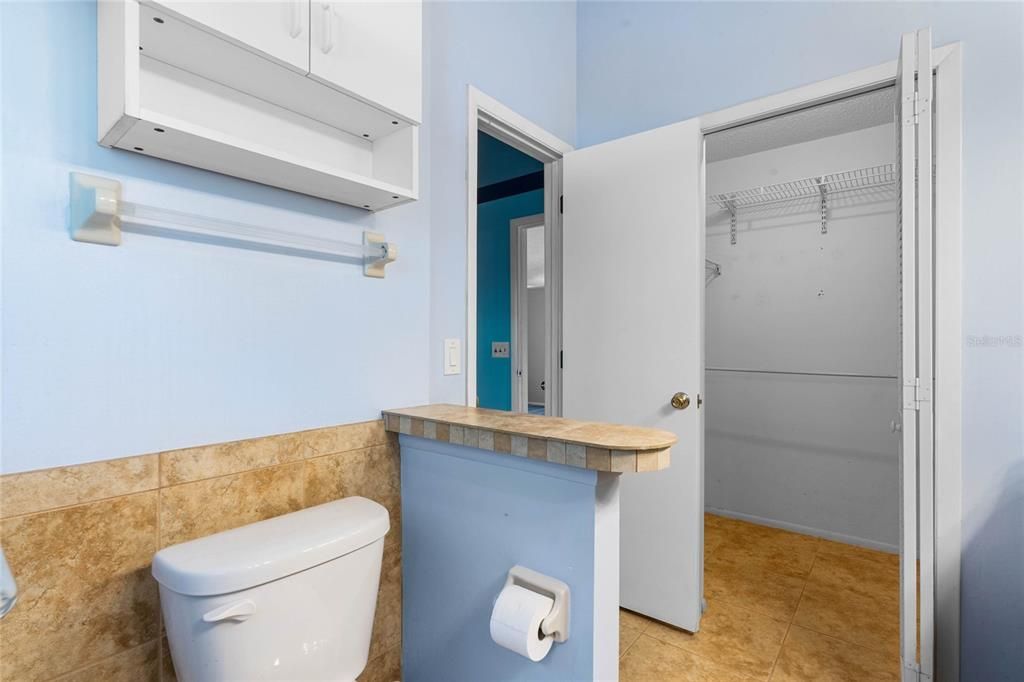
left=68, top=173, right=398, bottom=278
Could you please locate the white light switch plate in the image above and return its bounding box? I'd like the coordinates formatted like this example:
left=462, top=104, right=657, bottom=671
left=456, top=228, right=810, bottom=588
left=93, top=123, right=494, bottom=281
left=443, top=338, right=461, bottom=375
left=491, top=341, right=510, bottom=358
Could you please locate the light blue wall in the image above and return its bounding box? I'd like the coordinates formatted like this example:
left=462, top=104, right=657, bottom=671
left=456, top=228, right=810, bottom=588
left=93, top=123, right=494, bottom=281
left=0, top=0, right=578, bottom=474
left=401, top=435, right=597, bottom=681
left=477, top=189, right=544, bottom=411
left=577, top=3, right=1023, bottom=678
left=0, top=0, right=431, bottom=473
left=426, top=0, right=576, bottom=406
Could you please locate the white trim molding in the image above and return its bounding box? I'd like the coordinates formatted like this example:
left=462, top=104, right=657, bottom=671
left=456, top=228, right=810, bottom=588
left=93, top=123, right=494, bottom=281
left=932, top=42, right=963, bottom=682
left=510, top=213, right=545, bottom=414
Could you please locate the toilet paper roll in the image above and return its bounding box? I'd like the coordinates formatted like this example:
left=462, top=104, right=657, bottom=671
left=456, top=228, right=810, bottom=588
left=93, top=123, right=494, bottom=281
left=489, top=584, right=555, bottom=662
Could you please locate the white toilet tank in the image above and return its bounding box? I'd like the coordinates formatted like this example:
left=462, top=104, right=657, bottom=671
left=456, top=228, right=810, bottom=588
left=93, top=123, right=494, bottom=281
left=153, top=497, right=390, bottom=682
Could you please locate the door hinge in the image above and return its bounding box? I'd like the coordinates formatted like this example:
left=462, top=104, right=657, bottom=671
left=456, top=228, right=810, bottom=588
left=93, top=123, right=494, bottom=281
left=559, top=195, right=563, bottom=214
left=913, top=90, right=920, bottom=125
left=903, top=377, right=931, bottom=410
left=559, top=350, right=563, bottom=369
left=903, top=659, right=924, bottom=680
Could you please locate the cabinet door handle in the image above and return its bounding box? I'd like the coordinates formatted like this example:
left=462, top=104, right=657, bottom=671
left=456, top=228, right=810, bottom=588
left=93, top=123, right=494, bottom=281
left=289, top=0, right=302, bottom=38
left=320, top=2, right=334, bottom=54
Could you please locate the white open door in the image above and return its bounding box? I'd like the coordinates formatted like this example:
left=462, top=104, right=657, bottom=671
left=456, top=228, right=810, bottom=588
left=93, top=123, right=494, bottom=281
left=897, top=28, right=935, bottom=682
left=562, top=118, right=705, bottom=632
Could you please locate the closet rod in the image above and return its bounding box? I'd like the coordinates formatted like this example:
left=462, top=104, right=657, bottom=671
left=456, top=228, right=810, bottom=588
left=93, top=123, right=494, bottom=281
left=706, top=367, right=896, bottom=380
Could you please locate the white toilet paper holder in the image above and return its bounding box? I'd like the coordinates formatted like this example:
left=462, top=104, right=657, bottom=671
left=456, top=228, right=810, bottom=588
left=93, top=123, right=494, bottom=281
left=505, top=565, right=570, bottom=643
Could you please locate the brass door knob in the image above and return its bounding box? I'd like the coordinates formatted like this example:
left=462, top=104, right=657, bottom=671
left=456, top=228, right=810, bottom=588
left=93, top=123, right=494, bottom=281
left=671, top=392, right=691, bottom=410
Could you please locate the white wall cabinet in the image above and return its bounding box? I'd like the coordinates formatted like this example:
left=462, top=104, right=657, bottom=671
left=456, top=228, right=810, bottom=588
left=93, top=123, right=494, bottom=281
left=152, top=1, right=311, bottom=74
left=99, top=0, right=420, bottom=211
left=309, top=1, right=422, bottom=124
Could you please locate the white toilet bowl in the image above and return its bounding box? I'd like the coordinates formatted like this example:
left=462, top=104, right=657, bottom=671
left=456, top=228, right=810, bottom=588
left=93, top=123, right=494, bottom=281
left=153, top=497, right=390, bottom=682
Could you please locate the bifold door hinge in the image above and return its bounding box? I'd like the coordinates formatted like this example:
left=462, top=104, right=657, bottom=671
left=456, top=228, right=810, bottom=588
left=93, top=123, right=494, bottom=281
left=913, top=90, right=920, bottom=125
left=903, top=659, right=926, bottom=681
left=903, top=377, right=931, bottom=410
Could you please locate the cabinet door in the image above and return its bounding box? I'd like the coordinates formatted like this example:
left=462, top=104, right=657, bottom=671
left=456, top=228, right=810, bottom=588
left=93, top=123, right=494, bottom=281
left=309, top=1, right=422, bottom=124
left=562, top=118, right=705, bottom=633
left=151, top=1, right=310, bottom=74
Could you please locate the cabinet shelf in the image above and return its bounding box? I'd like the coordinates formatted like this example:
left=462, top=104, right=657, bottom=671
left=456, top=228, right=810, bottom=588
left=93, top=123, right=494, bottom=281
left=99, top=0, right=420, bottom=211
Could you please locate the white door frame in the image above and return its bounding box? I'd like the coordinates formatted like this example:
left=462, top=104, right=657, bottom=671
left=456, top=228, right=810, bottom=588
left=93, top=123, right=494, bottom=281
left=510, top=214, right=545, bottom=413
left=699, top=42, right=963, bottom=681
left=467, top=87, right=573, bottom=413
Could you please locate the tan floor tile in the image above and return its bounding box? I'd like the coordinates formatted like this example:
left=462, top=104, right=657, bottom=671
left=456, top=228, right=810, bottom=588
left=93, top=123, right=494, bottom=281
left=621, top=623, right=644, bottom=658
left=704, top=512, right=731, bottom=529
left=645, top=600, right=788, bottom=680
left=709, top=522, right=820, bottom=579
left=792, top=580, right=899, bottom=658
left=705, top=552, right=806, bottom=622
left=621, top=607, right=656, bottom=633
left=816, top=539, right=899, bottom=567
left=704, top=514, right=760, bottom=535
left=619, top=634, right=752, bottom=682
left=704, top=520, right=729, bottom=554
left=806, top=545, right=899, bottom=603
left=770, top=625, right=899, bottom=682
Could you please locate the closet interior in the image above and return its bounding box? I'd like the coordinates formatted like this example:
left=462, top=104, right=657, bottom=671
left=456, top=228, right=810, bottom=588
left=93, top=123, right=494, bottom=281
left=702, top=88, right=903, bottom=659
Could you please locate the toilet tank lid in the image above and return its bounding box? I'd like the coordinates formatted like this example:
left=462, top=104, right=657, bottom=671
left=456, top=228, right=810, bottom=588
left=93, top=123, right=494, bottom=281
left=152, top=497, right=389, bottom=596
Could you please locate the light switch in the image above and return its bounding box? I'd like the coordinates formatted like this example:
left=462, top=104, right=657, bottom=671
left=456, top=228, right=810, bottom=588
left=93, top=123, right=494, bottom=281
left=491, top=341, right=510, bottom=358
left=443, top=338, right=461, bottom=375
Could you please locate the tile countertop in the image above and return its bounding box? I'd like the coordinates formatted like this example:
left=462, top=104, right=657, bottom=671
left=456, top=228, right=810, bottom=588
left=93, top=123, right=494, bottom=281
left=382, top=404, right=675, bottom=473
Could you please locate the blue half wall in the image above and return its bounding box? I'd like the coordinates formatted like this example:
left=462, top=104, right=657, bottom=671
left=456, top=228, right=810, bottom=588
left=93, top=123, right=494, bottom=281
left=400, top=435, right=599, bottom=681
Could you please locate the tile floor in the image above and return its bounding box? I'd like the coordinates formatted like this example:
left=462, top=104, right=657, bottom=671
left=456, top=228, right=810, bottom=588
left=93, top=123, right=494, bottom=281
left=619, top=513, right=901, bottom=681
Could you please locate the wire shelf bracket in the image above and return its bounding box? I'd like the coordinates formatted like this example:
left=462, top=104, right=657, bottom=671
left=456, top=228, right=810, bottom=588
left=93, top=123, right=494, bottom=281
left=708, top=163, right=895, bottom=244
left=68, top=172, right=398, bottom=278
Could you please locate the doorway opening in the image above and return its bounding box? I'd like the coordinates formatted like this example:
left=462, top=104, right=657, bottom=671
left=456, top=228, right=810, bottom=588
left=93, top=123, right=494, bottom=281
left=551, top=35, right=958, bottom=682
left=702, top=85, right=903, bottom=671
left=475, top=132, right=543, bottom=412
left=466, top=87, right=573, bottom=415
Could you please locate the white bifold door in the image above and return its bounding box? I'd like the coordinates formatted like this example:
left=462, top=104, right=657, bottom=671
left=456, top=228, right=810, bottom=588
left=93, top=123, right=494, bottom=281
left=560, top=29, right=936, bottom=662
left=897, top=28, right=935, bottom=682
left=561, top=118, right=705, bottom=632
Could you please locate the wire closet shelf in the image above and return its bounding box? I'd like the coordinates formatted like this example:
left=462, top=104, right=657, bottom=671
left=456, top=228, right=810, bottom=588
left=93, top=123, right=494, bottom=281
left=708, top=163, right=896, bottom=214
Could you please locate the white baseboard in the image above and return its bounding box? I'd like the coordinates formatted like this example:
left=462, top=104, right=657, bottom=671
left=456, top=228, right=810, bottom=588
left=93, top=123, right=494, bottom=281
left=705, top=506, right=899, bottom=554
